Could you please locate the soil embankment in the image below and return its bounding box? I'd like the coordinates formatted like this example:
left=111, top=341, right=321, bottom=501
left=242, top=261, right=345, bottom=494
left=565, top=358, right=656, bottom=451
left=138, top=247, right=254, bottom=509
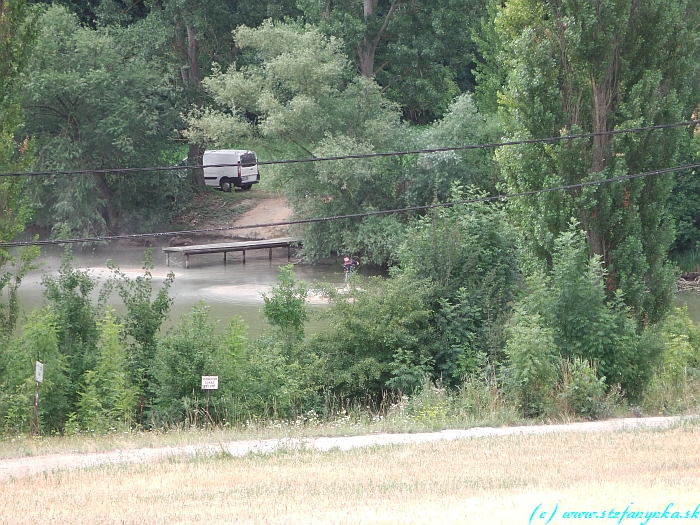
left=228, top=197, right=291, bottom=240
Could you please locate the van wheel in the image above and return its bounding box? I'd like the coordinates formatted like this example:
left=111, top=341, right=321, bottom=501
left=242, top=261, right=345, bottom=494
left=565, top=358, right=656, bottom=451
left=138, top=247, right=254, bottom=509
left=241, top=184, right=252, bottom=190
left=220, top=179, right=232, bottom=192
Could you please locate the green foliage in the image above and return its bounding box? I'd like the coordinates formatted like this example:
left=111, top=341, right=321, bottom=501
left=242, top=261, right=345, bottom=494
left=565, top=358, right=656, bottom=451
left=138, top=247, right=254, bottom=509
left=105, top=249, right=174, bottom=400
left=262, top=264, right=308, bottom=340
left=0, top=245, right=40, bottom=337
left=642, top=306, right=700, bottom=413
left=668, top=134, right=700, bottom=256
left=310, top=270, right=436, bottom=396
left=75, top=309, right=137, bottom=431
left=494, top=0, right=700, bottom=326
left=298, top=0, right=484, bottom=122
left=0, top=0, right=37, bottom=342
left=509, top=226, right=659, bottom=401
left=242, top=334, right=323, bottom=418
left=406, top=94, right=500, bottom=206
left=560, top=358, right=608, bottom=420
left=20, top=5, right=184, bottom=237
left=399, top=188, right=520, bottom=380
left=502, top=310, right=558, bottom=417
left=41, top=246, right=101, bottom=411
left=404, top=377, right=450, bottom=429
left=153, top=302, right=222, bottom=421
left=0, top=307, right=69, bottom=433
left=186, top=21, right=411, bottom=263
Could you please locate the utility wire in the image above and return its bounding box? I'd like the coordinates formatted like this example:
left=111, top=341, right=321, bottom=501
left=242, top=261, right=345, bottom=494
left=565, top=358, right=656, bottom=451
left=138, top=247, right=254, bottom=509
left=0, top=120, right=698, bottom=178
left=3, top=161, right=698, bottom=248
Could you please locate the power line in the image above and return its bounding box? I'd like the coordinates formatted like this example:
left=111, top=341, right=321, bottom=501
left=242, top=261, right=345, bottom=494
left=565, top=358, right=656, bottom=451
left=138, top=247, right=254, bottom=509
left=3, top=161, right=698, bottom=248
left=0, top=120, right=698, bottom=178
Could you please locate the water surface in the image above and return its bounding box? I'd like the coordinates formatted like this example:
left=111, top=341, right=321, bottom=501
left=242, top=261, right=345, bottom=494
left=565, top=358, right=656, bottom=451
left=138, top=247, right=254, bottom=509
left=15, top=242, right=363, bottom=338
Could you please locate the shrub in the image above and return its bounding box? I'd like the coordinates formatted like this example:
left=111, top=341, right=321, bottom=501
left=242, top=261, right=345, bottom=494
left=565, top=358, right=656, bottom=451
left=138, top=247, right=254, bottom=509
left=0, top=307, right=69, bottom=433
left=502, top=310, right=559, bottom=417
left=310, top=269, right=437, bottom=397
left=75, top=309, right=137, bottom=431
left=560, top=358, right=608, bottom=419
left=641, top=307, right=700, bottom=413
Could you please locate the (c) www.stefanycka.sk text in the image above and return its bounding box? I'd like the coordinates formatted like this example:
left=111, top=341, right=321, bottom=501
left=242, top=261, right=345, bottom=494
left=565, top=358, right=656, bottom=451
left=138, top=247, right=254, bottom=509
left=529, top=503, right=700, bottom=525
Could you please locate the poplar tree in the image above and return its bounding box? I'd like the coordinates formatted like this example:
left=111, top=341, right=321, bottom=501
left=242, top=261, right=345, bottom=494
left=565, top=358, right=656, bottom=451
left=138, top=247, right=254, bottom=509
left=494, top=0, right=700, bottom=325
left=0, top=0, right=36, bottom=336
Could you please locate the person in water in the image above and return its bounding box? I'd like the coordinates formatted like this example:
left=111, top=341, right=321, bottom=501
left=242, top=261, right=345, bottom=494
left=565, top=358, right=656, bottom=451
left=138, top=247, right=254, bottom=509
left=342, top=255, right=360, bottom=284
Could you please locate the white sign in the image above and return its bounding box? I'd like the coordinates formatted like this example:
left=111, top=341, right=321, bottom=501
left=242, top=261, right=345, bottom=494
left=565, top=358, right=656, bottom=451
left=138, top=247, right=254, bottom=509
left=35, top=361, right=44, bottom=383
left=201, top=376, right=218, bottom=390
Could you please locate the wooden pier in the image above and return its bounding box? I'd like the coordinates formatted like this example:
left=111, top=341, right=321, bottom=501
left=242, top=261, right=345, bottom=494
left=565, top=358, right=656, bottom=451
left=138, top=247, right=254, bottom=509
left=163, top=237, right=301, bottom=268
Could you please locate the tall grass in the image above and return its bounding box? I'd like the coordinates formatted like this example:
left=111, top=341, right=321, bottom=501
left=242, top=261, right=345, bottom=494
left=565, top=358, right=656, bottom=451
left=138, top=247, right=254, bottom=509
left=670, top=248, right=700, bottom=273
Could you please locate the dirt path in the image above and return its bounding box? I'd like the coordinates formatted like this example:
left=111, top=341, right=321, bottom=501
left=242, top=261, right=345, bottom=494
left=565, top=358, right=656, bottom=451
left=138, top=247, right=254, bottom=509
left=0, top=416, right=693, bottom=481
left=228, top=197, right=291, bottom=240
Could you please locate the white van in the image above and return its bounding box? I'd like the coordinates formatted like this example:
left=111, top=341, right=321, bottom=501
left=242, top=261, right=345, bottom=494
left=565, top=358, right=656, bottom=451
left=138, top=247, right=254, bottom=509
left=203, top=149, right=260, bottom=192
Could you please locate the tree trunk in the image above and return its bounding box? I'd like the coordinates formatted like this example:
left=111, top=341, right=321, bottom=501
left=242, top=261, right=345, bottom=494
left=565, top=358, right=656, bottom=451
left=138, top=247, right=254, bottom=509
left=188, top=143, right=206, bottom=187
left=363, top=0, right=377, bottom=18
left=93, top=173, right=119, bottom=234
left=585, top=41, right=621, bottom=261
left=357, top=0, right=400, bottom=78
left=176, top=17, right=206, bottom=186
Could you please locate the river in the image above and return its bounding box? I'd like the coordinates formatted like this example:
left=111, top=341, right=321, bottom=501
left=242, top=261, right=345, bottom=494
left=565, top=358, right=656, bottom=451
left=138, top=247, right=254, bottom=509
left=13, top=242, right=370, bottom=338
left=13, top=243, right=700, bottom=339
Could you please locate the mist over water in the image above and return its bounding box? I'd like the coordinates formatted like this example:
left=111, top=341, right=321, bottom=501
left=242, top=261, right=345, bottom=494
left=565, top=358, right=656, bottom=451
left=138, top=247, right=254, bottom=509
left=14, top=242, right=363, bottom=338
left=20, top=242, right=699, bottom=336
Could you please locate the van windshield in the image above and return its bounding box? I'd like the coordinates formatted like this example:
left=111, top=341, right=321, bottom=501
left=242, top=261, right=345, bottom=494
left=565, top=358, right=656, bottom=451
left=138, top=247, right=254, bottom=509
left=240, top=153, right=257, bottom=167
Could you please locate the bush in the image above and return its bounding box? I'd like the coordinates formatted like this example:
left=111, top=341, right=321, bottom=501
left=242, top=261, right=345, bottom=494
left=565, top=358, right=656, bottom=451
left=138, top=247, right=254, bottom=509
left=399, top=187, right=520, bottom=378
left=641, top=307, right=700, bottom=414
left=0, top=307, right=69, bottom=433
left=560, top=358, right=608, bottom=419
left=152, top=302, right=224, bottom=424
left=511, top=226, right=656, bottom=401
left=310, top=269, right=437, bottom=397
left=502, top=310, right=559, bottom=417
left=75, top=309, right=137, bottom=431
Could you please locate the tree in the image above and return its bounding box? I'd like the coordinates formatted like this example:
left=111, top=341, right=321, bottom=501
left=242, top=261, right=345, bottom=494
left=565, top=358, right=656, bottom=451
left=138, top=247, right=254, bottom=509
left=398, top=187, right=520, bottom=382
left=20, top=5, right=183, bottom=237
left=186, top=21, right=410, bottom=263
left=139, top=0, right=303, bottom=185
left=406, top=93, right=499, bottom=207
left=262, top=264, right=308, bottom=341
left=105, top=249, right=174, bottom=404
left=667, top=132, right=700, bottom=256
left=494, top=0, right=700, bottom=325
left=298, top=0, right=486, bottom=121
left=75, top=308, right=138, bottom=431
left=0, top=0, right=37, bottom=337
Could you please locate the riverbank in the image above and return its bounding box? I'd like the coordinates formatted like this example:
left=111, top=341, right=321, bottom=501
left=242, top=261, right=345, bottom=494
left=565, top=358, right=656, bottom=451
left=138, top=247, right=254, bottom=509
left=171, top=188, right=292, bottom=243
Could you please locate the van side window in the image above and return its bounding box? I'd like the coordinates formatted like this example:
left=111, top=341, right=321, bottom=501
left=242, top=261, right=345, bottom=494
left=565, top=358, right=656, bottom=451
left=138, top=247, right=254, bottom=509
left=240, top=153, right=257, bottom=167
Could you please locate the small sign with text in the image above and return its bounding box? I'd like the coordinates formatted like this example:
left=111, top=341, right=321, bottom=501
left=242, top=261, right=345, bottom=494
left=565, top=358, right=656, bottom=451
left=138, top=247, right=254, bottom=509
left=201, top=376, right=218, bottom=390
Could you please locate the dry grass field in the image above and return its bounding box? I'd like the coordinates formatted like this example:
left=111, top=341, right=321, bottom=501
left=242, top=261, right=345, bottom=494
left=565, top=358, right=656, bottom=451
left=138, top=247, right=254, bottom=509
left=1, top=422, right=699, bottom=525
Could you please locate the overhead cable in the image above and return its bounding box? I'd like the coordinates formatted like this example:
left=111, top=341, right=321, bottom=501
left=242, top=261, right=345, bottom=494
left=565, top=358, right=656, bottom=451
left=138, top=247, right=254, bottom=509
left=3, top=161, right=698, bottom=248
left=0, top=119, right=698, bottom=178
